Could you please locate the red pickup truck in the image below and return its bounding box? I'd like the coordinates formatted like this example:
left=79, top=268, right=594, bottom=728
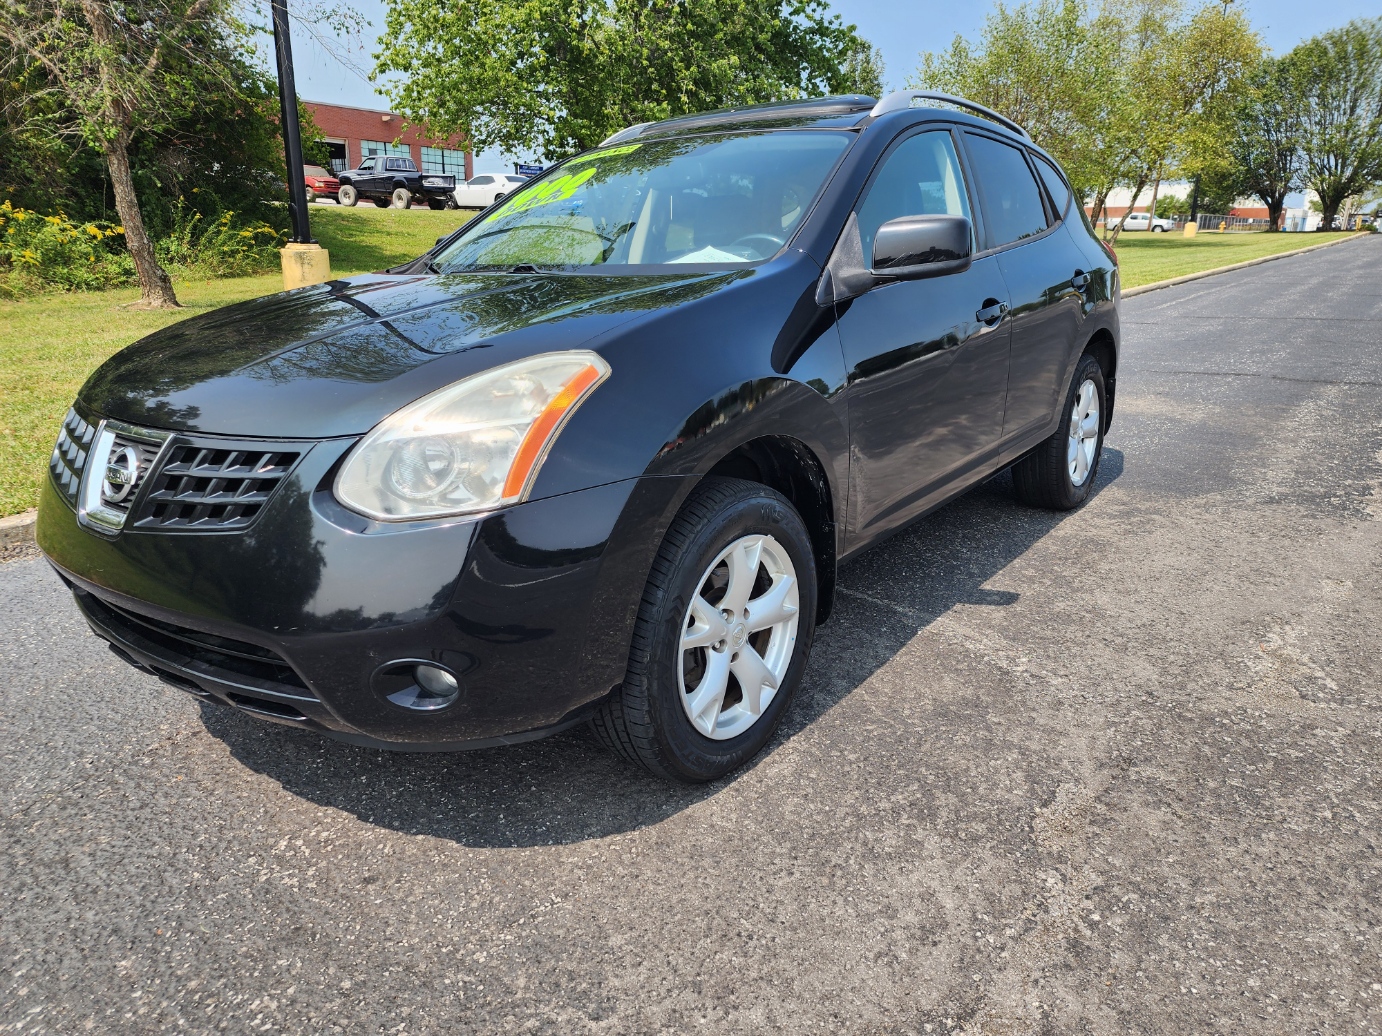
left=303, top=164, right=339, bottom=203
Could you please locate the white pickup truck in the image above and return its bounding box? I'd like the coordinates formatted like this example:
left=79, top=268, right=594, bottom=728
left=1120, top=212, right=1176, bottom=232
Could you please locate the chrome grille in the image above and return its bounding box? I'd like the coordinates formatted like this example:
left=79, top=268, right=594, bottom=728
left=101, top=432, right=164, bottom=515
left=133, top=442, right=303, bottom=531
left=50, top=408, right=96, bottom=507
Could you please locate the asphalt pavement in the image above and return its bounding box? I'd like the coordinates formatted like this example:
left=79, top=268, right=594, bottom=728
left=3, top=238, right=1380, bottom=1035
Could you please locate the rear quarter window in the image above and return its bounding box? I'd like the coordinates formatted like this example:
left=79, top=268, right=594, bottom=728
left=964, top=134, right=1050, bottom=248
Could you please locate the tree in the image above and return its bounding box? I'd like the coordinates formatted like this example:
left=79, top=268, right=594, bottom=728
left=1285, top=19, right=1382, bottom=231
left=911, top=0, right=1258, bottom=241
left=1102, top=0, right=1260, bottom=241
left=1223, top=57, right=1302, bottom=230
left=0, top=0, right=248, bottom=307
left=373, top=0, right=875, bottom=160
left=911, top=0, right=1125, bottom=202
left=842, top=40, right=884, bottom=97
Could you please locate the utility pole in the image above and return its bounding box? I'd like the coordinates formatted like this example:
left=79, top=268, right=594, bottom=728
left=271, top=0, right=331, bottom=287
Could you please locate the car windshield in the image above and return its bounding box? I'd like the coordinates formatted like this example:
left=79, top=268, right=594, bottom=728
left=434, top=131, right=851, bottom=272
left=303, top=165, right=331, bottom=178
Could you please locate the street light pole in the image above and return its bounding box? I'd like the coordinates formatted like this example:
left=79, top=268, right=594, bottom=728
left=270, top=0, right=313, bottom=244
left=270, top=0, right=331, bottom=286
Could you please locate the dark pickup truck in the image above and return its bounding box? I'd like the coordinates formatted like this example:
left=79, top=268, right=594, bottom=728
left=335, top=156, right=456, bottom=210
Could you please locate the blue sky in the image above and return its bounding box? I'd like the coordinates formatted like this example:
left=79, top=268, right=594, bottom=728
left=284, top=0, right=1381, bottom=174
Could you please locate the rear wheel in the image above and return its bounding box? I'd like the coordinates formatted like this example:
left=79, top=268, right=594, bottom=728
left=337, top=184, right=358, bottom=207
left=391, top=187, right=412, bottom=209
left=373, top=197, right=389, bottom=208
left=1012, top=353, right=1106, bottom=510
left=427, top=199, right=446, bottom=210
left=591, top=478, right=817, bottom=782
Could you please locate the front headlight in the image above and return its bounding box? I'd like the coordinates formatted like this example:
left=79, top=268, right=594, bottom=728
left=334, top=351, right=610, bottom=521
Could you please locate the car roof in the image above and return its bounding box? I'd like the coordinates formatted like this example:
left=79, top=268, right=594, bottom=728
left=601, top=91, right=1030, bottom=146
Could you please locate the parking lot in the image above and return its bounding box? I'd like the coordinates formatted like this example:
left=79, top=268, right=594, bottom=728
left=2, top=238, right=1379, bottom=1034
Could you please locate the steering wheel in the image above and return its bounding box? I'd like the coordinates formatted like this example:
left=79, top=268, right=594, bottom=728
left=727, top=233, right=786, bottom=259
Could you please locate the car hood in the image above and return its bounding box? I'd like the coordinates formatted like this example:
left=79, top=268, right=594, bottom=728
left=80, top=270, right=741, bottom=438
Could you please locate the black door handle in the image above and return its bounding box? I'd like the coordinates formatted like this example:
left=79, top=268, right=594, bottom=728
left=976, top=300, right=1008, bottom=326
left=1070, top=270, right=1090, bottom=291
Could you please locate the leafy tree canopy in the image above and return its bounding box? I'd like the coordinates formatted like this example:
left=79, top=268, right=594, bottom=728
left=1284, top=18, right=1382, bottom=227
left=373, top=0, right=878, bottom=160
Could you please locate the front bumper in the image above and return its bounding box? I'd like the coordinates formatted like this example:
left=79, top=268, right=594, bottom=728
left=38, top=435, right=689, bottom=749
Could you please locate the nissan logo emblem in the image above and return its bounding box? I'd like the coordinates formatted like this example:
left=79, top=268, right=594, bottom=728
left=102, top=445, right=140, bottom=503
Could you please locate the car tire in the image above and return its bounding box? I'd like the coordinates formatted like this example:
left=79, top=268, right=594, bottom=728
left=427, top=199, right=446, bottom=210
left=1012, top=353, right=1106, bottom=510
left=446, top=198, right=459, bottom=210
left=391, top=187, right=412, bottom=209
left=337, top=184, right=358, bottom=207
left=1152, top=225, right=1165, bottom=233
left=373, top=198, right=390, bottom=208
left=590, top=477, right=817, bottom=783
left=493, top=193, right=506, bottom=203
left=305, top=187, right=317, bottom=203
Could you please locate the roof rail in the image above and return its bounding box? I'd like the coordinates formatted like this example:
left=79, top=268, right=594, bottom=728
left=870, top=91, right=1029, bottom=139
left=600, top=122, right=652, bottom=147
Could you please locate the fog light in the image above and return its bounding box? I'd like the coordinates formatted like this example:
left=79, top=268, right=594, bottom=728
left=385, top=663, right=460, bottom=711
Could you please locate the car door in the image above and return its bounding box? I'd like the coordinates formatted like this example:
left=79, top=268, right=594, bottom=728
left=459, top=175, right=493, bottom=206
left=962, top=132, right=1092, bottom=442
left=836, top=127, right=1012, bottom=544
left=353, top=157, right=378, bottom=194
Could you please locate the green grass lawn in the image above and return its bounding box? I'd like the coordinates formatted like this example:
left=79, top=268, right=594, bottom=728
left=0, top=217, right=1361, bottom=516
left=1114, top=229, right=1356, bottom=288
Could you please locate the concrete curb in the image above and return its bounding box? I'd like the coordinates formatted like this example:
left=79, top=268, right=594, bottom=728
left=0, top=509, right=37, bottom=548
left=1122, top=232, right=1370, bottom=298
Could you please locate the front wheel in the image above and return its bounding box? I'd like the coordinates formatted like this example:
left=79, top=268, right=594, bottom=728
left=305, top=187, right=317, bottom=204
left=1152, top=224, right=1166, bottom=233
left=391, top=187, right=412, bottom=209
left=337, top=184, right=358, bottom=207
left=1012, top=353, right=1106, bottom=510
left=591, top=478, right=817, bottom=782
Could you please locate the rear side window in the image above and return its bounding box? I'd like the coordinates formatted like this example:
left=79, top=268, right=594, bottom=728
left=965, top=134, right=1049, bottom=247
left=1032, top=155, right=1071, bottom=219
left=855, top=131, right=973, bottom=264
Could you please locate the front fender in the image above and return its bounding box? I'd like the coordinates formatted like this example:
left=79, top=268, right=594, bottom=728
left=644, top=376, right=848, bottom=513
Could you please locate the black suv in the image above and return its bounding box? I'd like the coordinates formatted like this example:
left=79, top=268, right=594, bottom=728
left=335, top=154, right=455, bottom=209
left=39, top=92, right=1119, bottom=782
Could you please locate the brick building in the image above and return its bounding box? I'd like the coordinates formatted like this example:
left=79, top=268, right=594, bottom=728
left=304, top=100, right=472, bottom=181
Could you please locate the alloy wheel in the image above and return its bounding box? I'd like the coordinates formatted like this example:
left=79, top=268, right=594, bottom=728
left=1067, top=378, right=1100, bottom=487
left=678, top=533, right=799, bottom=741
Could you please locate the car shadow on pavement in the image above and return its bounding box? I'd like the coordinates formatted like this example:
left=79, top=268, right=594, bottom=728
left=205, top=450, right=1124, bottom=849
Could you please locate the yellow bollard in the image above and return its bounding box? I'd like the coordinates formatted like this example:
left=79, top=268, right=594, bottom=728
left=280, top=242, right=331, bottom=289
left=1183, top=222, right=1198, bottom=237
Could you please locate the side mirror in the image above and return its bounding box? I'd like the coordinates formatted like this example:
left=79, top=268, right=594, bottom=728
left=872, top=215, right=972, bottom=280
